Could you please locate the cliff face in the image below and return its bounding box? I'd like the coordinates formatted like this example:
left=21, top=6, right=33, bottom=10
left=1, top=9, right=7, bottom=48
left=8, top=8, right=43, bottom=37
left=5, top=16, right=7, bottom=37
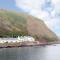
left=0, top=10, right=58, bottom=41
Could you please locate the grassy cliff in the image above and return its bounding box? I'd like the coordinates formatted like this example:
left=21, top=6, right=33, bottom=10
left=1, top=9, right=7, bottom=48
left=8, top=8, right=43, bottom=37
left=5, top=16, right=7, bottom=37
left=0, top=10, right=58, bottom=42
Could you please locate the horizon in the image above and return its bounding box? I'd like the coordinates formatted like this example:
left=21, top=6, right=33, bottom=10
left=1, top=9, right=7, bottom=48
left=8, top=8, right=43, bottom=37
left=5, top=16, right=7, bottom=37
left=0, top=0, right=60, bottom=37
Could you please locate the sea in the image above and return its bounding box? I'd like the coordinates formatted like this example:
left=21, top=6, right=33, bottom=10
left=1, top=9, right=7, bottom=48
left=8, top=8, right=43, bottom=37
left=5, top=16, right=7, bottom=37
left=0, top=44, right=60, bottom=60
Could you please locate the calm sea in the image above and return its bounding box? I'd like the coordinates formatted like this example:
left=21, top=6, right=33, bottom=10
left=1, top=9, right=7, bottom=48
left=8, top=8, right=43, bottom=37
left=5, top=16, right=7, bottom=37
left=0, top=44, right=60, bottom=60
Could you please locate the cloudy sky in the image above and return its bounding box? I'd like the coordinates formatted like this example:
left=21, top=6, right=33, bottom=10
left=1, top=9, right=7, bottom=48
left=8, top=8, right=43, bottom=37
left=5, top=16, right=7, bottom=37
left=0, top=0, right=60, bottom=36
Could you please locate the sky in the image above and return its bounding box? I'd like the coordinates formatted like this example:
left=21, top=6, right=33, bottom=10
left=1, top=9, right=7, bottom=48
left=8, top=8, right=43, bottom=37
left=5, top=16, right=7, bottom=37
left=0, top=0, right=60, bottom=36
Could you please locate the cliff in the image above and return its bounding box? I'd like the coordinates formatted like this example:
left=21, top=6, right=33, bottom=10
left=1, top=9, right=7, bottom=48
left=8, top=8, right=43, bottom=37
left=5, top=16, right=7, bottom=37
left=0, top=10, right=58, bottom=42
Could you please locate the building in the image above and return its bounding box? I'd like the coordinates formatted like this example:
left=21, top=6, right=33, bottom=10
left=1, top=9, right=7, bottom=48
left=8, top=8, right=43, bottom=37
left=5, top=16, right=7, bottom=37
left=0, top=38, right=17, bottom=43
left=18, top=36, right=35, bottom=42
left=0, top=36, right=35, bottom=43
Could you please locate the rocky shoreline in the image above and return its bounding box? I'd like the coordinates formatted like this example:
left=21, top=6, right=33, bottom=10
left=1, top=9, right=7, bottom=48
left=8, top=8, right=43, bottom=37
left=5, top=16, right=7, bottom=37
left=0, top=44, right=47, bottom=48
left=0, top=41, right=59, bottom=48
left=0, top=41, right=48, bottom=48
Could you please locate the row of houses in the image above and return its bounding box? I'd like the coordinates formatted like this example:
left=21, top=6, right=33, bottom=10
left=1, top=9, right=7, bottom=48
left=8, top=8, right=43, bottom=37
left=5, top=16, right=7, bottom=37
left=0, top=36, right=35, bottom=43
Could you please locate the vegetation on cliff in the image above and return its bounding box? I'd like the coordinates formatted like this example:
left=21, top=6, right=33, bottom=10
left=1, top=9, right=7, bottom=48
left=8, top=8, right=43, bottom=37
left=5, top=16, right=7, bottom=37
left=0, top=10, right=58, bottom=42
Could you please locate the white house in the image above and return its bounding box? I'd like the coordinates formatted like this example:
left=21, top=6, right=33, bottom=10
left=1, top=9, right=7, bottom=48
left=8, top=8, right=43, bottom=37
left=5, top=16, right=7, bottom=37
left=0, top=38, right=17, bottom=43
left=0, top=36, right=35, bottom=43
left=17, top=36, right=35, bottom=42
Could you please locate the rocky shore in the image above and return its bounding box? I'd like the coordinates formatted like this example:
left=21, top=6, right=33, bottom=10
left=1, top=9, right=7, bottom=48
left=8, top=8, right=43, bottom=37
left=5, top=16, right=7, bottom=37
left=0, top=40, right=59, bottom=48
left=0, top=41, right=48, bottom=48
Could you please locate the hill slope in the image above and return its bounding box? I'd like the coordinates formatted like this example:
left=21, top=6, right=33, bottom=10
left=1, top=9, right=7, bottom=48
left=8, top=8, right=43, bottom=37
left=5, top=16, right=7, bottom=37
left=0, top=10, right=58, bottom=42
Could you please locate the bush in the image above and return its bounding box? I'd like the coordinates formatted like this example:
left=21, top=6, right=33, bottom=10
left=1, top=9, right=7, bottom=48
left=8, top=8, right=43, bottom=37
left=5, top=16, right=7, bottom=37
left=0, top=31, right=28, bottom=38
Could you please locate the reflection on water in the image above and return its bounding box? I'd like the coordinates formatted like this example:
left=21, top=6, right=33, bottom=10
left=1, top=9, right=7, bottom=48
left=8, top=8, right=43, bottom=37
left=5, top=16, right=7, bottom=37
left=0, top=44, right=60, bottom=60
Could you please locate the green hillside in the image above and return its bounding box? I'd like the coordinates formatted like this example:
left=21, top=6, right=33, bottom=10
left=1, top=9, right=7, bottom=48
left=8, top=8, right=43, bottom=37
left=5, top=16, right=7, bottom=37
left=0, top=10, right=58, bottom=42
left=0, top=10, right=28, bottom=37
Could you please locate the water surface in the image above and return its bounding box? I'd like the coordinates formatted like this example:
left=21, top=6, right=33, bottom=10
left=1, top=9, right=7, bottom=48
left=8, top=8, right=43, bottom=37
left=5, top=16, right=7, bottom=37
left=0, top=44, right=60, bottom=60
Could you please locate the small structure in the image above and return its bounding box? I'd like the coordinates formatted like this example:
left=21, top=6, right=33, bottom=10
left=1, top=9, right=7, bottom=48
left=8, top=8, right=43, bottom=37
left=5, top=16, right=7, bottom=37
left=0, top=38, right=17, bottom=43
left=0, top=36, right=35, bottom=43
left=17, top=36, right=35, bottom=42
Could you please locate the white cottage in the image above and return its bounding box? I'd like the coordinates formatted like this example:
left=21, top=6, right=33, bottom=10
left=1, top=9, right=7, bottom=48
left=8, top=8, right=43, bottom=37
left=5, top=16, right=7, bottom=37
left=0, top=36, right=35, bottom=43
left=0, top=38, right=17, bottom=43
left=17, top=36, right=35, bottom=42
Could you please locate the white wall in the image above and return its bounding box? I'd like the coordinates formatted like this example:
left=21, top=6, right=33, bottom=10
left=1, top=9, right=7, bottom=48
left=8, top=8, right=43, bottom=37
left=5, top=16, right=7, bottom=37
left=0, top=36, right=35, bottom=43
